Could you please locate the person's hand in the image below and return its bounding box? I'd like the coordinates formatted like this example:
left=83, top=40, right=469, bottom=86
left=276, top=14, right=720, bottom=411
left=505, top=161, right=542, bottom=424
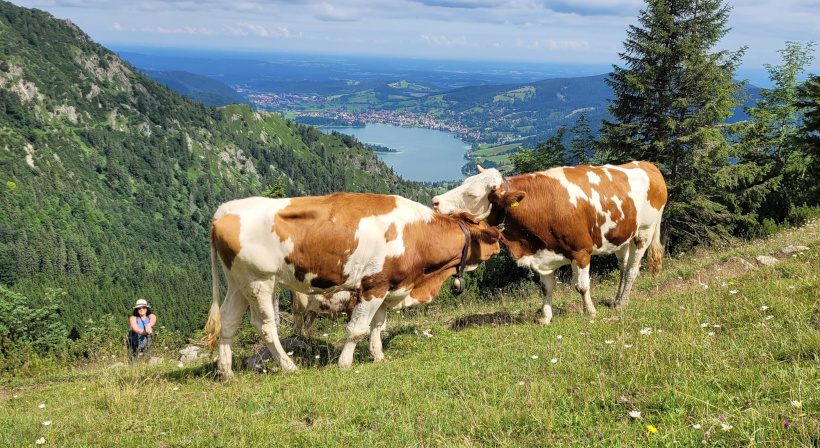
left=145, top=326, right=153, bottom=335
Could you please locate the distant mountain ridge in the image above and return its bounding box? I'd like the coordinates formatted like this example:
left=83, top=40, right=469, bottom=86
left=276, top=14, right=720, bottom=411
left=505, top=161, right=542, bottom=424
left=139, top=69, right=247, bottom=106
left=0, top=0, right=429, bottom=335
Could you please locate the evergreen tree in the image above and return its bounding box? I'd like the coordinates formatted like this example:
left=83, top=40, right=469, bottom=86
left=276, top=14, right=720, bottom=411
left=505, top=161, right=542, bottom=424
left=795, top=74, right=820, bottom=207
left=509, top=127, right=568, bottom=173
left=599, top=0, right=746, bottom=249
left=568, top=113, right=594, bottom=165
left=733, top=42, right=816, bottom=225
left=262, top=175, right=287, bottom=199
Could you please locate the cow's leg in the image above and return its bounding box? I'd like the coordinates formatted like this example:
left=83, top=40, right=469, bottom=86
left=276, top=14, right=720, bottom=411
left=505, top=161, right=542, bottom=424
left=368, top=303, right=388, bottom=362
left=302, top=311, right=316, bottom=337
left=611, top=245, right=630, bottom=306
left=613, top=240, right=650, bottom=310
left=246, top=280, right=298, bottom=373
left=537, top=272, right=556, bottom=326
left=339, top=296, right=386, bottom=369
left=217, top=284, right=248, bottom=381
left=572, top=260, right=596, bottom=316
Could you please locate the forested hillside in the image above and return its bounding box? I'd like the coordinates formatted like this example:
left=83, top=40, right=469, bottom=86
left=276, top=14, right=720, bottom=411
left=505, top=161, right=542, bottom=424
left=140, top=69, right=247, bottom=106
left=0, top=1, right=430, bottom=336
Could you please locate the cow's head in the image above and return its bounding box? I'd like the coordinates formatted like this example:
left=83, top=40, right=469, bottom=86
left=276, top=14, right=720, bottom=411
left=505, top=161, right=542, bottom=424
left=432, top=165, right=526, bottom=222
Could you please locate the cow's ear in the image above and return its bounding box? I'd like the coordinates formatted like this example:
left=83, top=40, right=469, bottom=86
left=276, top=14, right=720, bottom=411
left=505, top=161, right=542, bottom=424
left=452, top=212, right=479, bottom=225
left=500, top=191, right=525, bottom=208
left=477, top=226, right=501, bottom=243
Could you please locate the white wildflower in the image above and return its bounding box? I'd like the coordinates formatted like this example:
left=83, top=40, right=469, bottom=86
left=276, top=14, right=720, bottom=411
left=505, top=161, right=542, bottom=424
left=729, top=290, right=738, bottom=294
left=531, top=355, right=538, bottom=359
left=701, top=322, right=709, bottom=328
left=692, top=424, right=701, bottom=429
left=550, top=358, right=558, bottom=363
left=628, top=410, right=641, bottom=419
left=760, top=305, right=769, bottom=311
left=519, top=381, right=525, bottom=386
left=177, top=363, right=184, bottom=368
left=556, top=335, right=562, bottom=340
left=605, top=340, right=614, bottom=344
left=624, top=344, right=633, bottom=348
left=42, top=421, right=51, bottom=426
left=640, top=328, right=652, bottom=335
left=792, top=400, right=802, bottom=407
left=35, top=438, right=45, bottom=445
left=38, top=404, right=45, bottom=409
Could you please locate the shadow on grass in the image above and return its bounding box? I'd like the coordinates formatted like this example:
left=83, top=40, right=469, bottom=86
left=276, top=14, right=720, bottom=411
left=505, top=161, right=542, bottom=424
left=448, top=309, right=565, bottom=331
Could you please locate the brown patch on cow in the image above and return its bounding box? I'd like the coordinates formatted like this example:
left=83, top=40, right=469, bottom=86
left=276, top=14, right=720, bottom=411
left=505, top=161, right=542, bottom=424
left=384, top=223, right=398, bottom=242
left=273, top=193, right=399, bottom=287
left=377, top=213, right=500, bottom=305
left=211, top=214, right=242, bottom=270
left=638, top=161, right=668, bottom=211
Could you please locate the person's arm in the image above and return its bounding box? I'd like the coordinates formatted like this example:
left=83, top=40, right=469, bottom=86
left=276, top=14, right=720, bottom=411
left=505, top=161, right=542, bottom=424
left=129, top=316, right=145, bottom=334
left=146, top=314, right=157, bottom=334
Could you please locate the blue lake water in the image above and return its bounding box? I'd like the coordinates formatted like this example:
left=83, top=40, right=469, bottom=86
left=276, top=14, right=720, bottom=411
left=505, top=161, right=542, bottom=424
left=319, top=124, right=469, bottom=182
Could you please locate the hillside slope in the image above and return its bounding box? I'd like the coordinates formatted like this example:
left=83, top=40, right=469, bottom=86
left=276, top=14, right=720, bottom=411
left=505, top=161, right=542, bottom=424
left=0, top=1, right=429, bottom=335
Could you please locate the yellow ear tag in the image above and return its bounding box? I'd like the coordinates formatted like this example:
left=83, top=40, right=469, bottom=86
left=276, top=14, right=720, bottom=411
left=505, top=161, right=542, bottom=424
left=511, top=201, right=519, bottom=207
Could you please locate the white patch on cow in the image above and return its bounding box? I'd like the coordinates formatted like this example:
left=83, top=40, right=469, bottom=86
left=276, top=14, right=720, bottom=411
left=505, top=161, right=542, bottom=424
left=587, top=171, right=601, bottom=185
left=545, top=168, right=587, bottom=208
left=216, top=197, right=296, bottom=276
left=601, top=167, right=614, bottom=182
left=343, top=197, right=433, bottom=285
left=517, top=248, right=569, bottom=275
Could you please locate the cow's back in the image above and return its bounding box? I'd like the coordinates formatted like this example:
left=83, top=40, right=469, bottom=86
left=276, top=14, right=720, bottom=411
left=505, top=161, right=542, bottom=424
left=505, top=162, right=666, bottom=257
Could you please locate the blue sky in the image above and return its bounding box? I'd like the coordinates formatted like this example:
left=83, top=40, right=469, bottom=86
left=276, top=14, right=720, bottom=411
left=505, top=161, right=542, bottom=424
left=8, top=0, right=820, bottom=72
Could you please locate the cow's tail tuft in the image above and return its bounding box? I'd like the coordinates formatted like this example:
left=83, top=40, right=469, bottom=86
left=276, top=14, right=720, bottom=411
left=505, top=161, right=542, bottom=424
left=647, top=212, right=664, bottom=278
left=204, top=226, right=222, bottom=357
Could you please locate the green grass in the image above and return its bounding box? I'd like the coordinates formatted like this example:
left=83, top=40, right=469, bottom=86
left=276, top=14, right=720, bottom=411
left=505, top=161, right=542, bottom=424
left=2, top=220, right=820, bottom=447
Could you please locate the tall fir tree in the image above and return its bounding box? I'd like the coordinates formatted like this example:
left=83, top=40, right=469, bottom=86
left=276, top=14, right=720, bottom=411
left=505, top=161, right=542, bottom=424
left=795, top=74, right=820, bottom=208
left=733, top=42, right=816, bottom=226
left=599, top=0, right=746, bottom=249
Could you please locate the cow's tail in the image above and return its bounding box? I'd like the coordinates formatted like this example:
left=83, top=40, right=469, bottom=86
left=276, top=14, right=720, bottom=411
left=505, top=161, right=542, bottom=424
left=204, top=226, right=222, bottom=357
left=646, top=212, right=664, bottom=278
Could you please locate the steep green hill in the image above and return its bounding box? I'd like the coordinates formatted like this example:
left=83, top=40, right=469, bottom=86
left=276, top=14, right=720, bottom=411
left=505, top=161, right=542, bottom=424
left=0, top=1, right=430, bottom=336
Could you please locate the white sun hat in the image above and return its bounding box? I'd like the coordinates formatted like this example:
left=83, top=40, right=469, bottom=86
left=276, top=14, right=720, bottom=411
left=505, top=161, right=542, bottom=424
left=133, top=299, right=151, bottom=309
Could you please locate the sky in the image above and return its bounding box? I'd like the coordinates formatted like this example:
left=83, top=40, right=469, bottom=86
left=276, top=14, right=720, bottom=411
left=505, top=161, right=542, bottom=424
left=7, top=0, right=820, bottom=73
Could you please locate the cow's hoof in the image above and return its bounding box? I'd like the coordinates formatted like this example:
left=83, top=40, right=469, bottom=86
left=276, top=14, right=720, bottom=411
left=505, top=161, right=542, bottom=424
left=279, top=360, right=298, bottom=373
left=538, top=318, right=552, bottom=326
left=372, top=354, right=385, bottom=363
left=218, top=371, right=235, bottom=383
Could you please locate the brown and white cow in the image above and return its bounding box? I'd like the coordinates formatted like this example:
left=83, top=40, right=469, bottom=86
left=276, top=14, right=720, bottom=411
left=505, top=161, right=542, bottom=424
left=432, top=161, right=667, bottom=324
left=205, top=192, right=500, bottom=379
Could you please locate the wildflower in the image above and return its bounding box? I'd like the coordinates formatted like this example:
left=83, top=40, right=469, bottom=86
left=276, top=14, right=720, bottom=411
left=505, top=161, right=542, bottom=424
left=550, top=358, right=558, bottom=363
left=640, top=328, right=652, bottom=335
left=519, top=381, right=525, bottom=386
left=692, top=424, right=701, bottom=429
left=471, top=362, right=476, bottom=366
left=81, top=388, right=86, bottom=391
left=628, top=410, right=641, bottom=419
left=42, top=421, right=52, bottom=426
left=13, top=395, right=17, bottom=398
left=605, top=340, right=614, bottom=344
left=700, top=322, right=709, bottom=328
left=355, top=370, right=360, bottom=373
left=708, top=332, right=715, bottom=336
left=647, top=425, right=658, bottom=434
left=729, top=282, right=734, bottom=285
left=765, top=315, right=774, bottom=320
left=729, top=290, right=738, bottom=294
left=315, top=355, right=320, bottom=359
left=322, top=333, right=328, bottom=337
left=784, top=420, right=792, bottom=428
left=792, top=400, right=802, bottom=407
left=35, top=438, right=45, bottom=445
left=680, top=306, right=686, bottom=310
left=721, top=423, right=732, bottom=431
left=287, top=351, right=294, bottom=356
left=713, top=324, right=721, bottom=328
left=177, top=363, right=184, bottom=368
left=719, top=414, right=725, bottom=419
left=531, top=355, right=538, bottom=359
left=173, top=387, right=179, bottom=391
left=760, top=305, right=769, bottom=311
left=624, top=344, right=633, bottom=348
left=38, top=404, right=45, bottom=409
left=556, top=334, right=562, bottom=340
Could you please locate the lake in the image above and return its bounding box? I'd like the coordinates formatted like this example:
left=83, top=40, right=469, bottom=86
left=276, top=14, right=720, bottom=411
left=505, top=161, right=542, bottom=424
left=319, top=124, right=469, bottom=182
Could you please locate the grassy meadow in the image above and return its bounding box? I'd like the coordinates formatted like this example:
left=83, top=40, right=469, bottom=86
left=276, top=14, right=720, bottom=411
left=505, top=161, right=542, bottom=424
left=2, top=220, right=819, bottom=447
